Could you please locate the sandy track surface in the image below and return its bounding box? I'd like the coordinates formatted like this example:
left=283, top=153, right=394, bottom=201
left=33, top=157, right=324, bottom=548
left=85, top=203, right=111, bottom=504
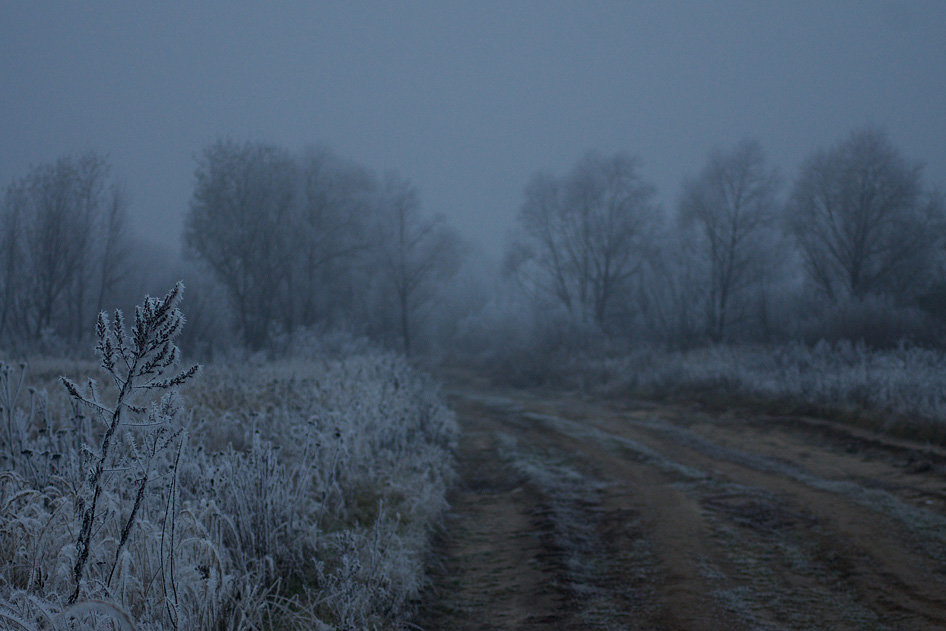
left=415, top=381, right=946, bottom=630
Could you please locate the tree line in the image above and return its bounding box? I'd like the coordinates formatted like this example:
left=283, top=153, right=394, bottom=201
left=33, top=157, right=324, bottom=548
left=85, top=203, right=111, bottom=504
left=0, top=142, right=462, bottom=356
left=1, top=127, right=943, bottom=358
left=506, top=127, right=945, bottom=350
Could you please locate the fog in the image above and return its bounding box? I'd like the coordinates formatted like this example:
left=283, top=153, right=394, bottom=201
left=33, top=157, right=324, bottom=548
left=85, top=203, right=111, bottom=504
left=7, top=6, right=946, bottom=628
left=3, top=2, right=944, bottom=260
left=3, top=2, right=946, bottom=358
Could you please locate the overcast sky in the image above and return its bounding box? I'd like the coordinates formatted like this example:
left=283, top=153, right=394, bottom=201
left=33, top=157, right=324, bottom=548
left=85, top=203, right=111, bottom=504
left=2, top=1, right=945, bottom=260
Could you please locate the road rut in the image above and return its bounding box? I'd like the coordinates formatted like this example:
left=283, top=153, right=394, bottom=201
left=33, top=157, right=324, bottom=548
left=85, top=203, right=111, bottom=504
left=416, top=383, right=946, bottom=630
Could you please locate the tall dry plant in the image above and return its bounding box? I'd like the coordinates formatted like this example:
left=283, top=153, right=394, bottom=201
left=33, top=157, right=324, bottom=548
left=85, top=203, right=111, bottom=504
left=61, top=282, right=198, bottom=604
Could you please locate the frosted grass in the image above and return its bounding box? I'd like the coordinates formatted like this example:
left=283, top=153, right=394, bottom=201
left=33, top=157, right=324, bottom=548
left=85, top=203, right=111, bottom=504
left=583, top=342, right=946, bottom=439
left=0, top=352, right=456, bottom=630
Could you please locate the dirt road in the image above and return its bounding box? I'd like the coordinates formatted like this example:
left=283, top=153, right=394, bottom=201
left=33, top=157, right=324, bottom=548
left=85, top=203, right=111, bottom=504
left=416, top=380, right=946, bottom=630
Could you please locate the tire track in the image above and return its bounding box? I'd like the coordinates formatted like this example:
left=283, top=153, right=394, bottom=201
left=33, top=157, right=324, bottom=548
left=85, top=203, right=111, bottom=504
left=417, top=385, right=946, bottom=630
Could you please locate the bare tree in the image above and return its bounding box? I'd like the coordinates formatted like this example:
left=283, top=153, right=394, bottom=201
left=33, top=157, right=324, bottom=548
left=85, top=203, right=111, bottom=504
left=25, top=158, right=95, bottom=340
left=678, top=139, right=780, bottom=341
left=0, top=186, right=25, bottom=342
left=377, top=174, right=463, bottom=355
left=635, top=228, right=707, bottom=347
left=285, top=147, right=377, bottom=330
left=0, top=153, right=129, bottom=346
left=184, top=140, right=296, bottom=349
left=184, top=141, right=469, bottom=354
left=94, top=184, right=130, bottom=316
left=508, top=151, right=659, bottom=327
left=788, top=128, right=943, bottom=302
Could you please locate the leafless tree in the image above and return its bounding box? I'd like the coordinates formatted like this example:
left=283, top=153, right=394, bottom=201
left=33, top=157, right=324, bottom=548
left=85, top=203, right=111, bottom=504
left=0, top=188, right=24, bottom=342
left=185, top=141, right=395, bottom=349
left=635, top=228, right=706, bottom=347
left=508, top=151, right=659, bottom=328
left=185, top=140, right=296, bottom=349
left=787, top=128, right=944, bottom=302
left=94, top=184, right=130, bottom=316
left=377, top=174, right=463, bottom=355
left=679, top=139, right=780, bottom=340
left=0, top=153, right=129, bottom=346
left=285, top=147, right=377, bottom=330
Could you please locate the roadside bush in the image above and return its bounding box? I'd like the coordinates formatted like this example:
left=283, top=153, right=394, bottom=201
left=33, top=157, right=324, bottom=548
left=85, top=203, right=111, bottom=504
left=798, top=295, right=935, bottom=348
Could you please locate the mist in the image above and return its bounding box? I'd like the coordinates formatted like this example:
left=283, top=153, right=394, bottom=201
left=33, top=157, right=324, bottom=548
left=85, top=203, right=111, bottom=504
left=2, top=2, right=944, bottom=260
left=4, top=4, right=946, bottom=630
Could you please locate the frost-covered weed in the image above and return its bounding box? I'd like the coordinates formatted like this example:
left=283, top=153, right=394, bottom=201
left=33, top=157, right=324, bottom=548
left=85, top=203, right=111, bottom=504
left=62, top=283, right=198, bottom=605
left=0, top=293, right=456, bottom=630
